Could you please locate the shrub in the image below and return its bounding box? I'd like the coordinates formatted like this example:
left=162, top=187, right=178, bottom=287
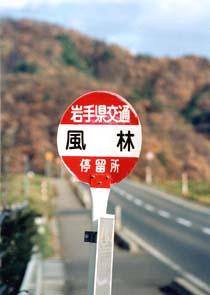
left=157, top=152, right=167, bottom=167
left=56, top=34, right=91, bottom=73
left=128, top=89, right=143, bottom=101
left=135, top=53, right=153, bottom=61
left=0, top=207, right=37, bottom=295
left=100, top=49, right=114, bottom=62
left=149, top=97, right=163, bottom=112
left=182, top=84, right=210, bottom=136
left=15, top=62, right=40, bottom=73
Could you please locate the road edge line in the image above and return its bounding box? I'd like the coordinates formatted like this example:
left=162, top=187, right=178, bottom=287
left=121, top=226, right=210, bottom=295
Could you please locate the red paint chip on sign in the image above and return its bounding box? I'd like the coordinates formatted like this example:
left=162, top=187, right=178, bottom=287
left=57, top=91, right=142, bottom=187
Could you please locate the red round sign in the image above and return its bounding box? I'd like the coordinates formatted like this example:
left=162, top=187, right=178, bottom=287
left=57, top=91, right=142, bottom=187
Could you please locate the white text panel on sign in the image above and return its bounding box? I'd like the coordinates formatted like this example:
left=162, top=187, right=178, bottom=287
left=57, top=125, right=142, bottom=157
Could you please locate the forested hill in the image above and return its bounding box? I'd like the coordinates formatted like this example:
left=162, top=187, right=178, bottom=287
left=1, top=19, right=210, bottom=181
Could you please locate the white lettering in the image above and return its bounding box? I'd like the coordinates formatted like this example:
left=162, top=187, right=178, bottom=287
left=70, top=105, right=83, bottom=122
left=70, top=104, right=130, bottom=123
left=80, top=159, right=91, bottom=172
left=83, top=105, right=95, bottom=122
left=95, top=105, right=107, bottom=122
left=110, top=159, right=120, bottom=173
left=96, top=159, right=106, bottom=173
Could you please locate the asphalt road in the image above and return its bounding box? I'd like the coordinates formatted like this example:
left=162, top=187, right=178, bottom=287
left=107, top=179, right=210, bottom=292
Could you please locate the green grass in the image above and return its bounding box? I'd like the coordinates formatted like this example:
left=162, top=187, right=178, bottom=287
left=2, top=174, right=55, bottom=216
left=153, top=180, right=210, bottom=206
left=1, top=174, right=56, bottom=257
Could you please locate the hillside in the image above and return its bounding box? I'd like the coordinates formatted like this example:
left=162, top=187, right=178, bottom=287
left=1, top=19, right=210, bottom=181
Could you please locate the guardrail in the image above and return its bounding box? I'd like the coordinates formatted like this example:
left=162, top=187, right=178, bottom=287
left=18, top=251, right=42, bottom=295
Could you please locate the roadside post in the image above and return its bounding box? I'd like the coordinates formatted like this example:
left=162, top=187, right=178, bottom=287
left=57, top=91, right=142, bottom=295
left=145, top=151, right=154, bottom=184
left=45, top=151, right=54, bottom=178
left=182, top=171, right=189, bottom=196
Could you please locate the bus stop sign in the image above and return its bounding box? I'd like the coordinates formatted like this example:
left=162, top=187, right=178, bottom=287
left=57, top=91, right=142, bottom=187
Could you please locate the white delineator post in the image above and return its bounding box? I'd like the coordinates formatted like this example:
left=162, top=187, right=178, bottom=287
left=145, top=166, right=152, bottom=184
left=145, top=152, right=154, bottom=184
left=182, top=172, right=189, bottom=195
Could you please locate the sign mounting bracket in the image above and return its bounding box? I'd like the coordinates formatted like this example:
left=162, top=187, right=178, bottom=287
left=90, top=173, right=111, bottom=189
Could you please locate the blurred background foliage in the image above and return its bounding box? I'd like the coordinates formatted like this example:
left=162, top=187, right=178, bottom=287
left=1, top=20, right=210, bottom=184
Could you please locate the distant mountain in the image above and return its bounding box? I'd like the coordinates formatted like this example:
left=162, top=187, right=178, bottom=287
left=1, top=19, right=210, bottom=181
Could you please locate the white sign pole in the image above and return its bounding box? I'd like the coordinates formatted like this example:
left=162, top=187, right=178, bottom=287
left=88, top=187, right=111, bottom=295
left=94, top=215, right=115, bottom=295
left=91, top=188, right=110, bottom=223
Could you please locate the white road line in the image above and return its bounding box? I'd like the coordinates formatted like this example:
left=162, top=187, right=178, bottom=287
left=134, top=199, right=143, bottom=206
left=125, top=194, right=134, bottom=201
left=123, top=227, right=181, bottom=272
left=176, top=218, right=192, bottom=227
left=120, top=191, right=126, bottom=197
left=184, top=273, right=210, bottom=295
left=113, top=187, right=121, bottom=194
left=158, top=210, right=171, bottom=219
left=144, top=204, right=155, bottom=212
left=123, top=227, right=210, bottom=294
left=125, top=180, right=210, bottom=215
left=202, top=227, right=210, bottom=236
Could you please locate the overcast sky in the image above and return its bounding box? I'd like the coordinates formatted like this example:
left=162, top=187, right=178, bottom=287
left=1, top=0, right=210, bottom=58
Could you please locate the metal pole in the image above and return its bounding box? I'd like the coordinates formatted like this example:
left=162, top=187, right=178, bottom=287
left=88, top=187, right=110, bottom=295
left=94, top=215, right=115, bottom=295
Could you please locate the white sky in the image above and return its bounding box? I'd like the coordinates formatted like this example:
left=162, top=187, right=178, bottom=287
left=1, top=0, right=210, bottom=12
left=1, top=0, right=210, bottom=58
